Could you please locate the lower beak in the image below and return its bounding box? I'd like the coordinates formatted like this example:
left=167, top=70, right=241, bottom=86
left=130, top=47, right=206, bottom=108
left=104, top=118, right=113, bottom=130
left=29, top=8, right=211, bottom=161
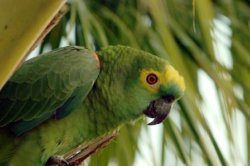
left=143, top=96, right=174, bottom=125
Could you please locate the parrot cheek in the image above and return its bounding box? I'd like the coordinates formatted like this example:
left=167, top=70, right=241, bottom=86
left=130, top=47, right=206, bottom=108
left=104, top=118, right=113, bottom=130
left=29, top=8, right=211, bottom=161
left=143, top=95, right=175, bottom=125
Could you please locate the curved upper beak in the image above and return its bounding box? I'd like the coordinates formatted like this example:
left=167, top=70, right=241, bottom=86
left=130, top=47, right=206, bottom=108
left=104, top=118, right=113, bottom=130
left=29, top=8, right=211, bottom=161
left=143, top=95, right=175, bottom=125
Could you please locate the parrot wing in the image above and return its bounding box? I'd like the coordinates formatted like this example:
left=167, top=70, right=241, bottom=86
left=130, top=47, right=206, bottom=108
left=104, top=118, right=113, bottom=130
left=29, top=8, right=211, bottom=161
left=0, top=46, right=100, bottom=135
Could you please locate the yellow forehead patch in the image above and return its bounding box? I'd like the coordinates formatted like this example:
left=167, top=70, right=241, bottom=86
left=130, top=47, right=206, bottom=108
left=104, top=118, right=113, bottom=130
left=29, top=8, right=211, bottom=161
left=140, top=65, right=185, bottom=93
left=165, top=65, right=185, bottom=91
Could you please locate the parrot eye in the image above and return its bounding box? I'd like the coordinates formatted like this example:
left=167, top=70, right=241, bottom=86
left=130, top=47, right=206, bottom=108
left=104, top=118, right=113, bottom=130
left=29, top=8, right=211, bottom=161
left=146, top=73, right=158, bottom=85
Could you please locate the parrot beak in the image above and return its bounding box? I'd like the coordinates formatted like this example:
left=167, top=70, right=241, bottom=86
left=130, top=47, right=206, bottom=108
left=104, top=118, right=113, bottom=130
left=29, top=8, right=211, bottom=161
left=143, top=95, right=175, bottom=125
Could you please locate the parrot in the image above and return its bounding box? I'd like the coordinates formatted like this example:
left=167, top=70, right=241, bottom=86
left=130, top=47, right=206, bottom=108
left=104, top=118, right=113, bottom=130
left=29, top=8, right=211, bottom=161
left=0, top=45, right=185, bottom=165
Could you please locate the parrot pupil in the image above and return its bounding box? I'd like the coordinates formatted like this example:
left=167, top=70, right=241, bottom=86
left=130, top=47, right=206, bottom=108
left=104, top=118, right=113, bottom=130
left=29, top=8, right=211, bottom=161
left=146, top=73, right=158, bottom=85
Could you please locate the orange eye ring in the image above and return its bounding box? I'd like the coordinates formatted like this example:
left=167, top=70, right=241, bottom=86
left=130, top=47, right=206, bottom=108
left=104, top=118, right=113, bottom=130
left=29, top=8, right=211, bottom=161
left=146, top=73, right=158, bottom=85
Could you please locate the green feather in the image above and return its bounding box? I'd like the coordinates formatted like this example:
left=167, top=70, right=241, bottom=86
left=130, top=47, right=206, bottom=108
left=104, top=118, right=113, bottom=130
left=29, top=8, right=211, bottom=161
left=0, top=46, right=100, bottom=128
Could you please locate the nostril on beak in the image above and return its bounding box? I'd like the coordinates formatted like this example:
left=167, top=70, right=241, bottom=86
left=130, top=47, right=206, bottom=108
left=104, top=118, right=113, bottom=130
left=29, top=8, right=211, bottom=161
left=162, top=95, right=175, bottom=103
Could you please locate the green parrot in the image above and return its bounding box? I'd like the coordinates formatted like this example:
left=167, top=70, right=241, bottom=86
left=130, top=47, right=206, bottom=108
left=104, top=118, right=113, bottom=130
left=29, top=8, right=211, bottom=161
left=0, top=45, right=185, bottom=165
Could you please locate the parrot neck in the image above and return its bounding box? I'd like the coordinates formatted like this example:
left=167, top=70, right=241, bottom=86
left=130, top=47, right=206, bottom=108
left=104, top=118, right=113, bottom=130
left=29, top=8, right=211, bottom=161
left=82, top=81, right=152, bottom=137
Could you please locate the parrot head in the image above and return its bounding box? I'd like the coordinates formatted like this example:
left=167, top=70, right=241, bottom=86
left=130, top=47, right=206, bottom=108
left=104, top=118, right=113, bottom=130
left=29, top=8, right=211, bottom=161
left=140, top=64, right=185, bottom=125
left=97, top=45, right=185, bottom=126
